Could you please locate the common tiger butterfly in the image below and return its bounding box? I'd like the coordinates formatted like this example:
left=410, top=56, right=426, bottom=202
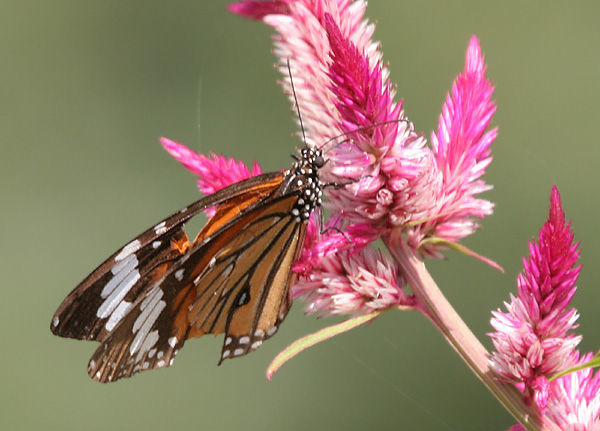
left=50, top=142, right=326, bottom=383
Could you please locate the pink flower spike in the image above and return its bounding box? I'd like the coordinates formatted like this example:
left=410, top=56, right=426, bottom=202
left=545, top=352, right=600, bottom=429
left=230, top=1, right=431, bottom=232
left=228, top=1, right=289, bottom=20
left=160, top=137, right=262, bottom=196
left=489, top=186, right=582, bottom=410
left=407, top=36, right=496, bottom=256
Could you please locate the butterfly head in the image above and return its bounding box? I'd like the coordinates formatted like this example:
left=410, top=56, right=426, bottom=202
left=283, top=146, right=325, bottom=224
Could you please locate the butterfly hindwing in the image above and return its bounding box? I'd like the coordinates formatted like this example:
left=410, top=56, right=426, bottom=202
left=51, top=173, right=284, bottom=343
left=87, top=282, right=197, bottom=382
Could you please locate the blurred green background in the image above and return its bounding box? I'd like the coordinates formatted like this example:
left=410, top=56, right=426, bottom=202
left=3, top=1, right=599, bottom=430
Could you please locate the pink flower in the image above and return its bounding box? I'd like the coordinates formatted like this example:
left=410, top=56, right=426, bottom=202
left=405, top=36, right=496, bottom=256
left=291, top=216, right=379, bottom=277
left=545, top=352, right=600, bottom=430
left=156, top=1, right=498, bottom=317
left=489, top=186, right=582, bottom=409
left=229, top=2, right=496, bottom=259
left=293, top=244, right=415, bottom=316
left=160, top=137, right=263, bottom=216
left=231, top=2, right=430, bottom=232
left=507, top=352, right=600, bottom=429
left=161, top=137, right=262, bottom=195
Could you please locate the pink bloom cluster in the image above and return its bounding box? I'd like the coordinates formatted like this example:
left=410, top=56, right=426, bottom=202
left=161, top=137, right=262, bottom=196
left=162, top=0, right=497, bottom=316
left=545, top=352, right=600, bottom=430
left=409, top=39, right=496, bottom=256
left=490, top=187, right=599, bottom=427
left=509, top=353, right=600, bottom=431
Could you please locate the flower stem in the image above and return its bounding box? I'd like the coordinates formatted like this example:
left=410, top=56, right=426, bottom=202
left=384, top=231, right=560, bottom=431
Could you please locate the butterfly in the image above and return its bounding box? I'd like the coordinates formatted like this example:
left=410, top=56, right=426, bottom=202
left=51, top=144, right=326, bottom=383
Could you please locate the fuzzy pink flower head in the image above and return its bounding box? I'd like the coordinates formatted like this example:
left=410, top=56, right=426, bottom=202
left=293, top=244, right=415, bottom=316
left=545, top=352, right=600, bottom=430
left=406, top=36, right=496, bottom=255
left=161, top=137, right=262, bottom=195
left=230, top=2, right=497, bottom=261
left=489, top=186, right=582, bottom=409
left=292, top=215, right=380, bottom=278
left=230, top=1, right=431, bottom=231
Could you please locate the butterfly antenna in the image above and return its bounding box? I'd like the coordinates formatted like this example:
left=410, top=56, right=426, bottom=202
left=319, top=119, right=410, bottom=152
left=287, top=59, right=308, bottom=146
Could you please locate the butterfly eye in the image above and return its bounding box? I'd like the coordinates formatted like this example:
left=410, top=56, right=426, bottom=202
left=314, top=154, right=325, bottom=168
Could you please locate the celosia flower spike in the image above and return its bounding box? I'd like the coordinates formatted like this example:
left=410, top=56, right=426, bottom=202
left=545, top=352, right=600, bottom=430
left=489, top=186, right=582, bottom=410
left=406, top=36, right=496, bottom=255
left=161, top=137, right=262, bottom=195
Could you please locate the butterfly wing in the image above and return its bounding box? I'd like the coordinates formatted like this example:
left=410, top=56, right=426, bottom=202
left=53, top=146, right=324, bottom=383
left=87, top=194, right=305, bottom=382
left=51, top=172, right=283, bottom=343
left=187, top=195, right=306, bottom=363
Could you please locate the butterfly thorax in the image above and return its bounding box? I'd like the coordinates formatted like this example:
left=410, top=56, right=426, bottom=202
left=282, top=146, right=324, bottom=224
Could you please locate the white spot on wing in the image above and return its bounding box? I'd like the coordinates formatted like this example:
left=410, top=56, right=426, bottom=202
left=154, top=221, right=167, bottom=235
left=267, top=326, right=277, bottom=337
left=168, top=336, right=178, bottom=348
left=174, top=269, right=184, bottom=281
left=225, top=337, right=232, bottom=346
left=157, top=360, right=165, bottom=367
left=254, top=329, right=264, bottom=338
left=233, top=348, right=244, bottom=356
left=157, top=351, right=164, bottom=359
left=104, top=300, right=132, bottom=331
left=114, top=240, right=141, bottom=262
left=130, top=289, right=166, bottom=355
left=239, top=336, right=250, bottom=345
left=136, top=330, right=159, bottom=362
left=102, top=255, right=138, bottom=298
left=222, top=350, right=230, bottom=359
left=152, top=240, right=161, bottom=249
left=251, top=340, right=262, bottom=350
left=97, top=270, right=140, bottom=319
left=110, top=253, right=137, bottom=276
left=52, top=316, right=59, bottom=327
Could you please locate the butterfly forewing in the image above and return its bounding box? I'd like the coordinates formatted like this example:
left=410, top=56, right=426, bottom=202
left=51, top=172, right=283, bottom=343
left=51, top=223, right=190, bottom=342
